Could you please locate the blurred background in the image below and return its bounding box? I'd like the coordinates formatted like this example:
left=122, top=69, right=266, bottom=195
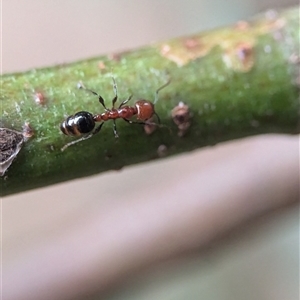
left=2, top=1, right=299, bottom=300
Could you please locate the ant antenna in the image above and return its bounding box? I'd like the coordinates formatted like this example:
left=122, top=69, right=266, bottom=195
left=154, top=78, right=171, bottom=104
left=154, top=112, right=161, bottom=124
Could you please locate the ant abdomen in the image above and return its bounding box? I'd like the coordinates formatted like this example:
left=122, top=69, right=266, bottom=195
left=60, top=111, right=95, bottom=136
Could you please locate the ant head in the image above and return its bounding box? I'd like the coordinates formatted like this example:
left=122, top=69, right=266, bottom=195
left=135, top=100, right=155, bottom=121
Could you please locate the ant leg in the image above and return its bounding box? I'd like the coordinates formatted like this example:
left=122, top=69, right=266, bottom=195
left=111, top=76, right=118, bottom=108
left=123, top=118, right=149, bottom=126
left=93, top=122, right=105, bottom=135
left=61, top=135, right=92, bottom=151
left=78, top=82, right=108, bottom=110
left=123, top=118, right=171, bottom=134
left=61, top=123, right=104, bottom=151
left=154, top=79, right=171, bottom=104
left=119, top=94, right=133, bottom=108
left=113, top=120, right=119, bottom=138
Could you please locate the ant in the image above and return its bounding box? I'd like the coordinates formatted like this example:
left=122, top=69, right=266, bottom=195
left=60, top=76, right=170, bottom=151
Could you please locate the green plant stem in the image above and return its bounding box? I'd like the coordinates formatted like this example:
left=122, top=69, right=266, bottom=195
left=1, top=7, right=299, bottom=196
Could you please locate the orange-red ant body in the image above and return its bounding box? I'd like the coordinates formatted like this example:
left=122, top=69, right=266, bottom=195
left=60, top=77, right=170, bottom=151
